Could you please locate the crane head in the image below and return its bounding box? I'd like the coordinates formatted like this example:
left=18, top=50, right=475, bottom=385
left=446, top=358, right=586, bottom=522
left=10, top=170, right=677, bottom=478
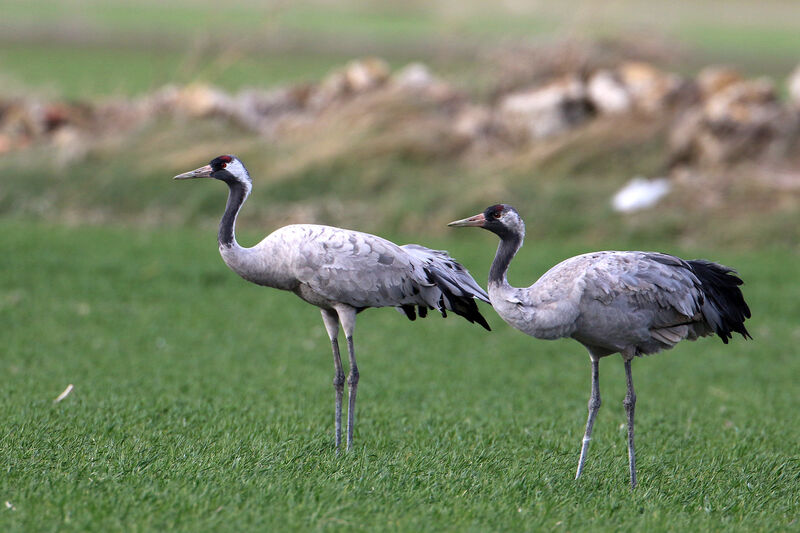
left=448, top=204, right=525, bottom=239
left=174, top=155, right=252, bottom=192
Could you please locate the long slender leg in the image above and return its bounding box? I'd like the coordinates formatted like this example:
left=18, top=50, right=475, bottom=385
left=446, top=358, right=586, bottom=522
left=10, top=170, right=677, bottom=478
left=345, top=334, right=359, bottom=451
left=623, top=358, right=637, bottom=488
left=336, top=306, right=359, bottom=451
left=576, top=356, right=601, bottom=480
left=321, top=309, right=345, bottom=451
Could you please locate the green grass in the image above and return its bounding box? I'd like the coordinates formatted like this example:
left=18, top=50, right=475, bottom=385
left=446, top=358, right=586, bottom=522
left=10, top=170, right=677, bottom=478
left=2, top=0, right=800, bottom=98
left=0, top=42, right=352, bottom=99
left=1, top=2, right=798, bottom=528
left=1, top=221, right=797, bottom=531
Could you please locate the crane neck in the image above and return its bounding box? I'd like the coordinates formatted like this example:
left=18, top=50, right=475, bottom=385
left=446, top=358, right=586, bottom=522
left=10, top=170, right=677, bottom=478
left=218, top=179, right=250, bottom=249
left=489, top=231, right=523, bottom=289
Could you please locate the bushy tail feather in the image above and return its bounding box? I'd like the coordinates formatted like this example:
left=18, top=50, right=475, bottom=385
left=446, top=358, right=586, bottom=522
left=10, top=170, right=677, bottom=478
left=688, top=260, right=752, bottom=343
left=401, top=244, right=492, bottom=331
left=434, top=282, right=492, bottom=331
left=402, top=245, right=490, bottom=302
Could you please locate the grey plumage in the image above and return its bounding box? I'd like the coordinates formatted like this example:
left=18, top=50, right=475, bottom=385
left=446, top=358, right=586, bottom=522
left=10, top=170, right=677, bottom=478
left=228, top=224, right=488, bottom=317
left=449, top=203, right=751, bottom=488
left=174, top=155, right=490, bottom=451
left=508, top=250, right=748, bottom=356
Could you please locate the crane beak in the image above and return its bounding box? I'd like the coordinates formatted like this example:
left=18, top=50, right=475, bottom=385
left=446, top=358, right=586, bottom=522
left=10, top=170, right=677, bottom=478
left=174, top=164, right=213, bottom=180
left=448, top=213, right=486, bottom=228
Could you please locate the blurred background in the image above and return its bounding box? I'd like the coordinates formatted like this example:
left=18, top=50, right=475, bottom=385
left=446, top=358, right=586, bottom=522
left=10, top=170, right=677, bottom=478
left=1, top=0, right=799, bottom=247
left=2, top=4, right=798, bottom=529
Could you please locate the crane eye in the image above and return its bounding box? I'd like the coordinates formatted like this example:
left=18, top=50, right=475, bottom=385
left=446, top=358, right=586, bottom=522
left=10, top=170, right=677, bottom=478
left=221, top=163, right=227, bottom=168
left=492, top=210, right=502, bottom=219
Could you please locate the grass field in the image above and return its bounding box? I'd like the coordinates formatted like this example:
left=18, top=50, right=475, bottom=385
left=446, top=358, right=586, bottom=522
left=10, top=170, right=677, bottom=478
left=1, top=0, right=798, bottom=530
left=1, top=221, right=797, bottom=531
left=2, top=0, right=800, bottom=98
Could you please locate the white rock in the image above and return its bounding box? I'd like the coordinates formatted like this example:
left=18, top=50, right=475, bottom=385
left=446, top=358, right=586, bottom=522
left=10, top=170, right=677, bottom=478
left=588, top=70, right=632, bottom=114
left=787, top=64, right=800, bottom=109
left=612, top=177, right=671, bottom=212
left=499, top=77, right=589, bottom=139
left=617, top=62, right=681, bottom=113
left=394, top=63, right=436, bottom=89
left=343, top=58, right=390, bottom=92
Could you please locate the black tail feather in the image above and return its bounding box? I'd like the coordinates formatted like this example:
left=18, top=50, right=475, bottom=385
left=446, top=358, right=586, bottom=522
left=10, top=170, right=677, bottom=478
left=401, top=305, right=417, bottom=321
left=688, top=260, right=752, bottom=343
left=439, top=292, right=492, bottom=331
left=399, top=243, right=491, bottom=331
left=424, top=267, right=491, bottom=331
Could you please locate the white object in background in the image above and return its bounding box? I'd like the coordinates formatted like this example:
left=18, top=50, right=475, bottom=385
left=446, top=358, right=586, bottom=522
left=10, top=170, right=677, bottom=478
left=788, top=64, right=800, bottom=108
left=612, top=177, right=671, bottom=212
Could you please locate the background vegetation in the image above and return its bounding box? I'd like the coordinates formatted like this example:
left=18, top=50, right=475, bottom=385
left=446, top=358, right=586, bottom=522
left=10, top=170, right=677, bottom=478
left=0, top=1, right=798, bottom=531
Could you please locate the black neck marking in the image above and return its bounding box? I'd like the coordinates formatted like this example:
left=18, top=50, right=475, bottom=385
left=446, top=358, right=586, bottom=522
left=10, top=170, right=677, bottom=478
left=489, top=232, right=523, bottom=286
left=218, top=179, right=248, bottom=248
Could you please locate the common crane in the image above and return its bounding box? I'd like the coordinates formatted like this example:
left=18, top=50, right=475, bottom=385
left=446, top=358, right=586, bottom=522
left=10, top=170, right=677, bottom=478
left=449, top=203, right=750, bottom=487
left=174, top=155, right=490, bottom=451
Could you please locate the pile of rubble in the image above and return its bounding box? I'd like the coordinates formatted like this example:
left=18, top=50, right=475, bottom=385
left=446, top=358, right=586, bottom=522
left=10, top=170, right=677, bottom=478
left=668, top=66, right=798, bottom=167
left=0, top=58, right=456, bottom=155
left=495, top=61, right=687, bottom=142
left=2, top=56, right=799, bottom=169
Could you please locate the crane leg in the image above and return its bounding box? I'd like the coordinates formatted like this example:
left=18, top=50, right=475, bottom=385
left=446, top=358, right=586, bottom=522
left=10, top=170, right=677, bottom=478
left=623, top=357, right=637, bottom=488
left=576, top=356, right=601, bottom=480
left=336, top=306, right=359, bottom=451
left=345, top=334, right=359, bottom=451
left=321, top=309, right=345, bottom=451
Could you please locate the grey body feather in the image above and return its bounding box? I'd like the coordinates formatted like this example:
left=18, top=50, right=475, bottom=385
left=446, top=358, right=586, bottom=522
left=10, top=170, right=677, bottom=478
left=493, top=250, right=718, bottom=357
left=221, top=224, right=489, bottom=314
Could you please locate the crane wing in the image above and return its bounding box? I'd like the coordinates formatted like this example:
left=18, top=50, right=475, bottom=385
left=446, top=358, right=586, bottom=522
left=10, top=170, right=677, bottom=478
left=288, top=225, right=438, bottom=309
left=262, top=225, right=490, bottom=329
left=577, top=251, right=713, bottom=351
left=582, top=252, right=702, bottom=319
